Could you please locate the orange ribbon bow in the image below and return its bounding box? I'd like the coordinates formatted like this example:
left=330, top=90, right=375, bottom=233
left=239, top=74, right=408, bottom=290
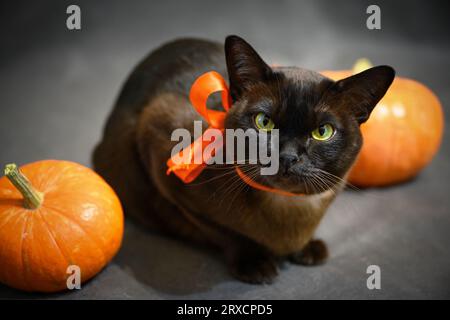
left=166, top=71, right=231, bottom=183
left=166, top=71, right=303, bottom=197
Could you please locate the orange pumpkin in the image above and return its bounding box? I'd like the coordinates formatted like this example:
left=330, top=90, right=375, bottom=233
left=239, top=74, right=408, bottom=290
left=321, top=59, right=444, bottom=187
left=0, top=160, right=124, bottom=292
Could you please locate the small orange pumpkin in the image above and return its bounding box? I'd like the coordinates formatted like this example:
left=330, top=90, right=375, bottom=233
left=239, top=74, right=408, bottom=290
left=321, top=59, right=444, bottom=187
left=0, top=160, right=124, bottom=292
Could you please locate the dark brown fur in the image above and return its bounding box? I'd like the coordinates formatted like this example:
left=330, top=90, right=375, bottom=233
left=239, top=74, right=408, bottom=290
left=93, top=36, right=394, bottom=283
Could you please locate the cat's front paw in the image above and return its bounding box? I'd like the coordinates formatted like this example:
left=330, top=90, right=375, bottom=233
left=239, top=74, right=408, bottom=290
left=229, top=251, right=278, bottom=284
left=288, top=239, right=328, bottom=266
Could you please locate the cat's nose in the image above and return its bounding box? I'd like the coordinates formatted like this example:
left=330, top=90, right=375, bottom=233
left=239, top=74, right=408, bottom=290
left=280, top=153, right=299, bottom=172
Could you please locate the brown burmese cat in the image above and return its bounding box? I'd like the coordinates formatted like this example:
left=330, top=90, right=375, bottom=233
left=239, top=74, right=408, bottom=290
left=93, top=35, right=394, bottom=284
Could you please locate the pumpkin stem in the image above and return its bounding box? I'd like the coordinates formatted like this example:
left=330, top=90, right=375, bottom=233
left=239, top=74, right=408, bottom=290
left=4, top=163, right=44, bottom=209
left=352, top=58, right=374, bottom=74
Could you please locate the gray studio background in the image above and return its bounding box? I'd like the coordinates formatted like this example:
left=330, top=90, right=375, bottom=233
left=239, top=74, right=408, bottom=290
left=0, top=0, right=449, bottom=299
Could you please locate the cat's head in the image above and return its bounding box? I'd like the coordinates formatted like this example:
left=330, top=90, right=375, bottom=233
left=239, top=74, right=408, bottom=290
left=224, top=35, right=395, bottom=194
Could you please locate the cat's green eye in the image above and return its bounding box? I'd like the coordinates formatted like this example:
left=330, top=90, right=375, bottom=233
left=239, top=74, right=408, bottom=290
left=311, top=124, right=335, bottom=141
left=254, top=112, right=275, bottom=131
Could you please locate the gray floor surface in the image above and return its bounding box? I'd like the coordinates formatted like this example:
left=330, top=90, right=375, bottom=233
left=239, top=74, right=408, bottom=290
left=0, top=0, right=449, bottom=299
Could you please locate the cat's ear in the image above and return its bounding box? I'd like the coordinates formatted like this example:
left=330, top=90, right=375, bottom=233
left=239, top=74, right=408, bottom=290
left=332, top=66, right=395, bottom=124
left=225, top=35, right=272, bottom=100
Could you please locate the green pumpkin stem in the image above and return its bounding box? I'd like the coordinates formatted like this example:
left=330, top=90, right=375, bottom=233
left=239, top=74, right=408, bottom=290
left=4, top=163, right=43, bottom=209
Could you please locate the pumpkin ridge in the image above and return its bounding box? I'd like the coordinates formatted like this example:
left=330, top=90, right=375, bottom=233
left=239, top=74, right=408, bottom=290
left=43, top=205, right=107, bottom=265
left=20, top=212, right=32, bottom=291
left=0, top=207, right=22, bottom=231
left=38, top=209, right=71, bottom=267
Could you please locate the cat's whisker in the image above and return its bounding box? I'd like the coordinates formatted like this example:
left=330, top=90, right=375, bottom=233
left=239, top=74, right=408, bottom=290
left=205, top=165, right=250, bottom=202
left=215, top=176, right=244, bottom=206
left=220, top=177, right=247, bottom=210
left=311, top=170, right=344, bottom=195
left=311, top=176, right=325, bottom=195
left=314, top=170, right=365, bottom=216
left=313, top=174, right=330, bottom=194
left=310, top=173, right=335, bottom=196
left=319, top=172, right=351, bottom=190
left=317, top=169, right=389, bottom=204
left=225, top=175, right=252, bottom=214
left=319, top=173, right=340, bottom=196
left=189, top=162, right=259, bottom=187
left=215, top=165, right=258, bottom=206
left=301, top=176, right=309, bottom=194
left=313, top=172, right=337, bottom=193
left=304, top=174, right=318, bottom=193
left=188, top=168, right=236, bottom=187
left=316, top=168, right=361, bottom=192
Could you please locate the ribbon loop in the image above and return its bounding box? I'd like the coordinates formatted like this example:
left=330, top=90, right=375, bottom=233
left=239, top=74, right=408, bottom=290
left=166, top=71, right=230, bottom=183
left=189, top=71, right=231, bottom=128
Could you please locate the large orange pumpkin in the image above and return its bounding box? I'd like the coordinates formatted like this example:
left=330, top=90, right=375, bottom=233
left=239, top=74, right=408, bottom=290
left=0, top=160, right=124, bottom=292
left=321, top=59, right=444, bottom=187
